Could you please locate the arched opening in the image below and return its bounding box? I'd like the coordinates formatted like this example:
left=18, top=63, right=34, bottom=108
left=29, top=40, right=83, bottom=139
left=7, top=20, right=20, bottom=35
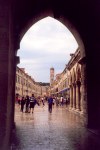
left=15, top=14, right=86, bottom=121
left=14, top=13, right=88, bottom=150
left=15, top=15, right=87, bottom=124
left=16, top=16, right=85, bottom=112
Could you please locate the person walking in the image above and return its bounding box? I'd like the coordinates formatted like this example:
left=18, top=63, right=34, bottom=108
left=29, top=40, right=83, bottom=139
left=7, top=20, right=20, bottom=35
left=48, top=95, right=53, bottom=113
left=53, top=97, right=55, bottom=107
left=56, top=97, right=59, bottom=107
left=25, top=95, right=30, bottom=113
left=20, top=97, right=25, bottom=112
left=29, top=94, right=39, bottom=113
left=60, top=96, right=64, bottom=106
left=41, top=97, right=45, bottom=107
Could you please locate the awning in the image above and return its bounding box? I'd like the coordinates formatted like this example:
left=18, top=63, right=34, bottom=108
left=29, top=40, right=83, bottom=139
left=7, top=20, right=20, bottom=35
left=59, top=88, right=70, bottom=93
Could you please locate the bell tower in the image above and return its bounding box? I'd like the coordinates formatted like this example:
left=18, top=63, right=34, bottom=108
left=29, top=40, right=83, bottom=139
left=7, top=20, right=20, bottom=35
left=50, top=67, right=54, bottom=86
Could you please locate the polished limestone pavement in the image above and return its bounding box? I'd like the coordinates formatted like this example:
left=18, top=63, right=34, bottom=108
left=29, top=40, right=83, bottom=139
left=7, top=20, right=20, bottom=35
left=11, top=104, right=100, bottom=150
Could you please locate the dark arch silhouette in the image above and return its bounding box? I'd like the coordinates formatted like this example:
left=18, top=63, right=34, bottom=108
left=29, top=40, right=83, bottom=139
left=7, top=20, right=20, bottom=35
left=17, top=15, right=85, bottom=58
left=0, top=1, right=100, bottom=149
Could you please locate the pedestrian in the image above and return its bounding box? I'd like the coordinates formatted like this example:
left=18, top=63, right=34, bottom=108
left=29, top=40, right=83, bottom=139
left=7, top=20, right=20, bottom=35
left=41, top=97, right=45, bottom=107
left=25, top=95, right=30, bottom=113
left=15, top=96, right=18, bottom=104
left=55, top=97, right=59, bottom=107
left=20, top=97, right=25, bottom=112
left=48, top=95, right=53, bottom=113
left=53, top=97, right=55, bottom=106
left=17, top=96, right=21, bottom=105
left=29, top=94, right=39, bottom=113
left=60, top=96, right=64, bottom=106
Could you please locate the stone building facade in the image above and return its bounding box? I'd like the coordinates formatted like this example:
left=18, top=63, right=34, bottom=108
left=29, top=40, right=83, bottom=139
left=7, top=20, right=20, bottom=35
left=16, top=66, right=50, bottom=98
left=67, top=48, right=82, bottom=113
left=50, top=68, right=69, bottom=98
left=50, top=48, right=84, bottom=115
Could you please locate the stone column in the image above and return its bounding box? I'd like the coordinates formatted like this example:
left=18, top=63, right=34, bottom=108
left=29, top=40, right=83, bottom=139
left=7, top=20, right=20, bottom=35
left=69, top=85, right=73, bottom=109
left=12, top=55, right=20, bottom=129
left=80, top=63, right=87, bottom=116
left=0, top=2, right=16, bottom=149
left=73, top=83, right=76, bottom=109
left=76, top=81, right=81, bottom=111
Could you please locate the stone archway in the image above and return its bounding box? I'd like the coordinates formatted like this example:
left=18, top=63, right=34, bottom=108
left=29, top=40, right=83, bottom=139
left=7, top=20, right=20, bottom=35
left=16, top=13, right=87, bottom=120
left=0, top=0, right=100, bottom=149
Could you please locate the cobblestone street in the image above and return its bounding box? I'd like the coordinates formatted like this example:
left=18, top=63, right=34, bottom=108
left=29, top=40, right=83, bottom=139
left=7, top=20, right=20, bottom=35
left=11, top=104, right=100, bottom=150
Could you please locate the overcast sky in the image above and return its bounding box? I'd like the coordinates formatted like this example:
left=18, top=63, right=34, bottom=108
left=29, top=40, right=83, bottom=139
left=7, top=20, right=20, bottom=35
left=17, top=16, right=78, bottom=83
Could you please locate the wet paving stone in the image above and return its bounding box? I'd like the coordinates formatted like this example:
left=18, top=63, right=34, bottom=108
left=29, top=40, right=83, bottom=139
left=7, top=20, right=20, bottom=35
left=11, top=104, right=100, bottom=150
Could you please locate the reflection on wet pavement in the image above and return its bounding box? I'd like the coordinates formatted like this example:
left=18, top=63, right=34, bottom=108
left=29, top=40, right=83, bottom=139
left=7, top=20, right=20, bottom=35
left=11, top=104, right=100, bottom=150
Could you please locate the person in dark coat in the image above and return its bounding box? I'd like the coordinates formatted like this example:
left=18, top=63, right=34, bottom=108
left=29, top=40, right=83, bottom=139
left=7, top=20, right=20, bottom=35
left=21, top=97, right=25, bottom=112
left=25, top=95, right=30, bottom=113
left=48, top=95, right=53, bottom=113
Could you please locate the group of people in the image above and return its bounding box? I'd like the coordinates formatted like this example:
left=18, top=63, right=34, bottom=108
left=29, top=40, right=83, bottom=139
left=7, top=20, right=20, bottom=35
left=16, top=94, right=69, bottom=113
left=47, top=96, right=70, bottom=112
left=49, top=96, right=69, bottom=107
left=16, top=94, right=39, bottom=113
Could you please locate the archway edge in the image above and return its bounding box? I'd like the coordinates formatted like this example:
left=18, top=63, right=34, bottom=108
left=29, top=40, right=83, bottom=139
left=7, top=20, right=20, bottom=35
left=18, top=10, right=85, bottom=58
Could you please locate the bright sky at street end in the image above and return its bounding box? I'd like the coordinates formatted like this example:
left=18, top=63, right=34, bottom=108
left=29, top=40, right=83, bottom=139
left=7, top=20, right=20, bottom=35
left=17, top=16, right=78, bottom=83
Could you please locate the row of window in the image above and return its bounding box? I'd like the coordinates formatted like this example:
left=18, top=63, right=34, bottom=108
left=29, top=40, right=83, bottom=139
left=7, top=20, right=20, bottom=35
left=16, top=75, right=36, bottom=89
left=16, top=86, right=36, bottom=94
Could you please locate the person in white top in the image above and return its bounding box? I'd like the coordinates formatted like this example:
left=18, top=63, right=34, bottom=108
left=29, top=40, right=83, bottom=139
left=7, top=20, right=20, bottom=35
left=60, top=96, right=63, bottom=106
